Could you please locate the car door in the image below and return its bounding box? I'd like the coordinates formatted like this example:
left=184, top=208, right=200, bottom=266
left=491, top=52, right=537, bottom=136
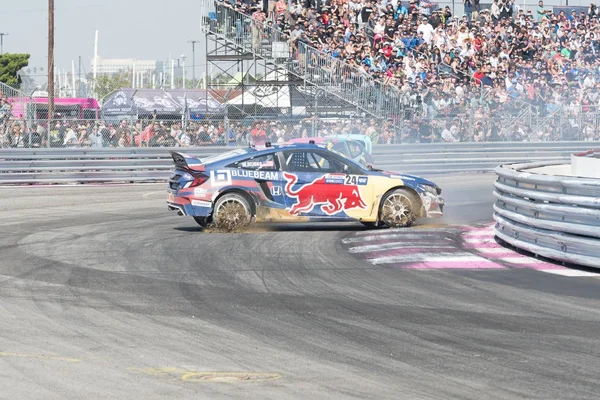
left=225, top=151, right=287, bottom=208
left=280, top=149, right=370, bottom=218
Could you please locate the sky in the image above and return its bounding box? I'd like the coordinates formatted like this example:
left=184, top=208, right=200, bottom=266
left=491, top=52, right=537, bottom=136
left=1, top=0, right=208, bottom=80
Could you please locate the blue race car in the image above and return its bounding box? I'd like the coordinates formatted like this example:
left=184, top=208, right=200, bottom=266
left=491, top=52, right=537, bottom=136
left=167, top=142, right=444, bottom=228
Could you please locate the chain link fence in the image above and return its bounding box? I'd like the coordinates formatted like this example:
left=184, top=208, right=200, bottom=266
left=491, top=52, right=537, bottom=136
left=0, top=101, right=597, bottom=149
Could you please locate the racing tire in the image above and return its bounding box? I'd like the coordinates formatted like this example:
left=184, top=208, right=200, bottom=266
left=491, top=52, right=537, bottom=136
left=193, top=216, right=210, bottom=228
left=213, top=192, right=252, bottom=230
left=378, top=188, right=420, bottom=228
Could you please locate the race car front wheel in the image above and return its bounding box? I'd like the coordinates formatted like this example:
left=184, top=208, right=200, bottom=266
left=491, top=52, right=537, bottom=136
left=379, top=188, right=420, bottom=228
left=213, top=192, right=252, bottom=230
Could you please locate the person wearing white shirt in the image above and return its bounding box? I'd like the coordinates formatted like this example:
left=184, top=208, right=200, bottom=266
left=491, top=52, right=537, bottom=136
left=373, top=17, right=386, bottom=36
left=441, top=125, right=459, bottom=142
left=90, top=126, right=103, bottom=147
left=417, top=17, right=434, bottom=44
left=489, top=53, right=499, bottom=68
left=490, top=0, right=500, bottom=22
left=63, top=127, right=78, bottom=147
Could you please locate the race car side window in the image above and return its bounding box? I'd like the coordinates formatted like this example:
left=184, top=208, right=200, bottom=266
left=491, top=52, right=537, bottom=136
left=226, top=153, right=280, bottom=171
left=330, top=142, right=349, bottom=157
left=317, top=150, right=366, bottom=175
left=282, top=150, right=345, bottom=173
left=348, top=141, right=365, bottom=158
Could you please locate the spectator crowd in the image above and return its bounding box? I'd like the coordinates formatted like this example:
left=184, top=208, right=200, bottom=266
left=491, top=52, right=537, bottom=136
left=4, top=0, right=600, bottom=147
left=218, top=0, right=600, bottom=141
left=2, top=111, right=599, bottom=149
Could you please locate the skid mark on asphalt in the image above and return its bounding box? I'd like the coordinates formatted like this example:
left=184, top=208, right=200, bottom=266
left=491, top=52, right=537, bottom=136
left=0, top=352, right=80, bottom=363
left=128, top=367, right=281, bottom=383
left=343, top=224, right=600, bottom=277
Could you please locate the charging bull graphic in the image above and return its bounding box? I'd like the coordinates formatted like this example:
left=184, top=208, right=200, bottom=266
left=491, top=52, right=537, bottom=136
left=283, top=172, right=367, bottom=215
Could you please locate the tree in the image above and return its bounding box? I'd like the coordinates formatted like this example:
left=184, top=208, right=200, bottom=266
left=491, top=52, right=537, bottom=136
left=93, top=73, right=131, bottom=100
left=0, top=54, right=30, bottom=88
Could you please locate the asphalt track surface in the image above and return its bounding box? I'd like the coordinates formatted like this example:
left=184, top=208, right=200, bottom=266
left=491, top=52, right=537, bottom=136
left=2, top=173, right=600, bottom=399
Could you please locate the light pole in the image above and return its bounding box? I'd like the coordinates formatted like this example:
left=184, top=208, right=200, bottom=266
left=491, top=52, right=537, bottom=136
left=0, top=33, right=9, bottom=55
left=188, top=40, right=199, bottom=89
left=181, top=54, right=187, bottom=89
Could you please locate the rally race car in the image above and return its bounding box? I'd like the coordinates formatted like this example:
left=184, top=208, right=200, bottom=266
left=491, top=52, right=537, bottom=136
left=167, top=142, right=444, bottom=229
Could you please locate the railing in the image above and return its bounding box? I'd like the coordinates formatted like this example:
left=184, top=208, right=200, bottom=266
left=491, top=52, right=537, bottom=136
left=494, top=161, right=600, bottom=269
left=208, top=2, right=402, bottom=119
left=2, top=141, right=598, bottom=184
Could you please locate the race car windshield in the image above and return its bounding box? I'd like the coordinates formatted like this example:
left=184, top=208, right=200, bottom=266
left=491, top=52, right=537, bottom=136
left=201, top=149, right=250, bottom=165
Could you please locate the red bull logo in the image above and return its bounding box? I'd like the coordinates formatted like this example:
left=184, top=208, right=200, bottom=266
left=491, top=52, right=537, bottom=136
left=283, top=173, right=367, bottom=215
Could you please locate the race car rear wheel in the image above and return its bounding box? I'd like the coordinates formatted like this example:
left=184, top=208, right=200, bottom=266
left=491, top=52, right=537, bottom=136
left=213, top=192, right=252, bottom=230
left=379, top=188, right=420, bottom=228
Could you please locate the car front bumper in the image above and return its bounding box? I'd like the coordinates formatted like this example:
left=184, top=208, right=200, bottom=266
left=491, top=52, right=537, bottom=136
left=419, top=192, right=445, bottom=218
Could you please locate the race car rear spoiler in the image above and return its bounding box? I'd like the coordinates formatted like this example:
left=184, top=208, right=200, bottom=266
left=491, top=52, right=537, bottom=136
left=170, top=151, right=206, bottom=172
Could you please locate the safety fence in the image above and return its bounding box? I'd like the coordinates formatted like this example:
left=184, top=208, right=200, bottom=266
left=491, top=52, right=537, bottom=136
left=2, top=109, right=600, bottom=150
left=493, top=161, right=600, bottom=269
left=1, top=141, right=597, bottom=185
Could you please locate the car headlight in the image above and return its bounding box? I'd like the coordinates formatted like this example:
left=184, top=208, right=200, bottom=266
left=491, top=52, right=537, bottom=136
left=420, top=184, right=441, bottom=196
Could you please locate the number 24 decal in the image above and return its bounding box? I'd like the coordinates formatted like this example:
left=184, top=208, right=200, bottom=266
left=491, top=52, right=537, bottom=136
left=345, top=175, right=358, bottom=185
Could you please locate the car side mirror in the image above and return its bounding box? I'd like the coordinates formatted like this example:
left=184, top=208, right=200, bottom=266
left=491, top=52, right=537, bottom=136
left=343, top=164, right=349, bottom=174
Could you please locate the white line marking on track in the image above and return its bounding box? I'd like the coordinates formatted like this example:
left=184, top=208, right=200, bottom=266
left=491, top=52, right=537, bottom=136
left=463, top=237, right=498, bottom=243
left=142, top=191, right=164, bottom=198
left=349, top=243, right=455, bottom=253
left=343, top=233, right=453, bottom=243
left=473, top=247, right=510, bottom=254
left=497, top=257, right=548, bottom=265
left=462, top=230, right=495, bottom=237
left=369, top=252, right=489, bottom=265
left=354, top=228, right=461, bottom=236
left=538, top=269, right=600, bottom=277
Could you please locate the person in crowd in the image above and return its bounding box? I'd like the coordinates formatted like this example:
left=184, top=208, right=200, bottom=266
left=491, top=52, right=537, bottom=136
left=63, top=124, right=78, bottom=147
left=9, top=123, right=25, bottom=148
left=90, top=124, right=103, bottom=147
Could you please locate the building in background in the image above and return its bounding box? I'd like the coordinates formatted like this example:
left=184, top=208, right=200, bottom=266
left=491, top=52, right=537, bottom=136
left=92, top=57, right=158, bottom=75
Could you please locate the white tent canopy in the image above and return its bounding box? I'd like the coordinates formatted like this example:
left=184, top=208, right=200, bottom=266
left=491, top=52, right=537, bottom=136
left=228, top=70, right=290, bottom=108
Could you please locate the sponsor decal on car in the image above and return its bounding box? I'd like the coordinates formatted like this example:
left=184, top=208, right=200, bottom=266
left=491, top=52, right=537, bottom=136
left=191, top=200, right=212, bottom=207
left=210, top=170, right=232, bottom=186
left=324, top=175, right=346, bottom=185
left=230, top=169, right=279, bottom=180
left=270, top=185, right=282, bottom=196
left=324, top=175, right=369, bottom=185
left=283, top=173, right=367, bottom=215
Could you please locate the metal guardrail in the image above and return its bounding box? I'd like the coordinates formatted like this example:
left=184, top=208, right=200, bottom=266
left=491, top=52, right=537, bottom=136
left=0, top=141, right=598, bottom=184
left=493, top=161, right=600, bottom=268
left=0, top=148, right=221, bottom=184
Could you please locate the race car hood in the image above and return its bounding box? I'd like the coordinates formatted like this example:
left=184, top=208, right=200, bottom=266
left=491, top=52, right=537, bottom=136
left=380, top=171, right=439, bottom=188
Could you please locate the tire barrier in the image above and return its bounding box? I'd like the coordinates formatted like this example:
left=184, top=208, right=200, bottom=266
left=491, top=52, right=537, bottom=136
left=0, top=141, right=598, bottom=184
left=493, top=160, right=600, bottom=268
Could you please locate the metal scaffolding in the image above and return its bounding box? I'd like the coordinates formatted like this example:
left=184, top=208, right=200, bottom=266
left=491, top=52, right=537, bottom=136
left=202, top=2, right=380, bottom=127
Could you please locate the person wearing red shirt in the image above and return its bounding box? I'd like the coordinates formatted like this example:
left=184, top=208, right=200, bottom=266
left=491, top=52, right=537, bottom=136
left=250, top=122, right=268, bottom=146
left=136, top=121, right=158, bottom=147
left=473, top=68, right=485, bottom=85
